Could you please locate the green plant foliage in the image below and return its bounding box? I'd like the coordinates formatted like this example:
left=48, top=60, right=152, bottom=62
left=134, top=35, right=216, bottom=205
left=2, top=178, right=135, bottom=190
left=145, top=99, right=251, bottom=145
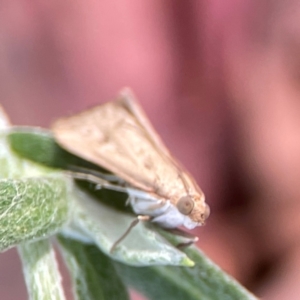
left=18, top=239, right=66, bottom=300
left=57, top=236, right=258, bottom=300
left=114, top=246, right=258, bottom=300
left=0, top=118, right=259, bottom=300
left=0, top=177, right=72, bottom=252
left=58, top=235, right=130, bottom=300
left=8, top=127, right=108, bottom=171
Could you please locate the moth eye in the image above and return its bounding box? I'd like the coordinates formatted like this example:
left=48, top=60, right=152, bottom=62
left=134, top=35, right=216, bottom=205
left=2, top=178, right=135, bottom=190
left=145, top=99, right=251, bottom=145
left=177, top=196, right=194, bottom=215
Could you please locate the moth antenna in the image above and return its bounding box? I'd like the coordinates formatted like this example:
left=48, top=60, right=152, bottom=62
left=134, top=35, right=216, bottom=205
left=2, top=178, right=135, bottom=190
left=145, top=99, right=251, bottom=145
left=67, top=165, right=126, bottom=184
left=177, top=169, right=191, bottom=195
left=66, top=171, right=129, bottom=194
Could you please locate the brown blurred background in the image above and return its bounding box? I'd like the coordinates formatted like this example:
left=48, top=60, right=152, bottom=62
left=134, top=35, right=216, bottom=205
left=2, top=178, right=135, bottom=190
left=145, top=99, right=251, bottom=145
left=1, top=1, right=300, bottom=299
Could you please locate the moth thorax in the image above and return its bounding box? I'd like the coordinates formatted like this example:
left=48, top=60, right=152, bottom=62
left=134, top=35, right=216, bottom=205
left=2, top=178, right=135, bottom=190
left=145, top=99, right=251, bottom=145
left=177, top=195, right=194, bottom=215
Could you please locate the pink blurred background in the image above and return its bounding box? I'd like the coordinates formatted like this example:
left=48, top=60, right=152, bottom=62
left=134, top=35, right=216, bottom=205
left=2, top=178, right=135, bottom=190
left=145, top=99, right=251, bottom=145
left=1, top=1, right=300, bottom=299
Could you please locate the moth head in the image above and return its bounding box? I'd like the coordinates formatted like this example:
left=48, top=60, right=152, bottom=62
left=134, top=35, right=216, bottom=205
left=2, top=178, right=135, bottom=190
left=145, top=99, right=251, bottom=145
left=177, top=194, right=210, bottom=226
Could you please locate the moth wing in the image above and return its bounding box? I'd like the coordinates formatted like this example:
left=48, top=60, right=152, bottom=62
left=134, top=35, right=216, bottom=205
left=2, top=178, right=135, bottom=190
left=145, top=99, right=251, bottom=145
left=52, top=89, right=194, bottom=198
left=119, top=88, right=172, bottom=157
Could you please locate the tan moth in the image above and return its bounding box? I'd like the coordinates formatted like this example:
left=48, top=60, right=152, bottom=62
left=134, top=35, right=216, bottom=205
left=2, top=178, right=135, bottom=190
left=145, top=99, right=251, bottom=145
left=52, top=89, right=210, bottom=251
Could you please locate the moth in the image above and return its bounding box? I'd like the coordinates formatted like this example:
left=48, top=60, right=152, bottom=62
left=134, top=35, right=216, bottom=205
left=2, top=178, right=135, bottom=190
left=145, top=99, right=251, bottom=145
left=52, top=88, right=210, bottom=251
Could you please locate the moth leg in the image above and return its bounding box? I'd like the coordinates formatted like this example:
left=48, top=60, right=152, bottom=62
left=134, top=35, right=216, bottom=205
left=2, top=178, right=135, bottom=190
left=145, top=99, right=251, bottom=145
left=163, top=228, right=198, bottom=249
left=110, top=215, right=151, bottom=253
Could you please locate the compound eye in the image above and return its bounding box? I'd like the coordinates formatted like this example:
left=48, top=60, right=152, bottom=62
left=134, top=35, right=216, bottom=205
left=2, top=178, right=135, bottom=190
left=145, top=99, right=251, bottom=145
left=177, top=196, right=194, bottom=215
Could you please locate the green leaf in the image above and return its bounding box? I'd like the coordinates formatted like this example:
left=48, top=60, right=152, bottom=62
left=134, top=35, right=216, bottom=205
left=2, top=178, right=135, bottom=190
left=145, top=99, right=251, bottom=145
left=0, top=121, right=75, bottom=252
left=57, top=235, right=130, bottom=300
left=7, top=128, right=195, bottom=266
left=18, top=239, right=66, bottom=300
left=0, top=130, right=53, bottom=179
left=3, top=125, right=259, bottom=299
left=56, top=237, right=258, bottom=300
left=114, top=245, right=258, bottom=300
left=7, top=127, right=106, bottom=171
left=0, top=176, right=73, bottom=252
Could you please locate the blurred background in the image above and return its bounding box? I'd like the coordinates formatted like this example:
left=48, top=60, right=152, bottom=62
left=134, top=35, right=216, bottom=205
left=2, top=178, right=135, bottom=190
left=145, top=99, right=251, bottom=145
left=1, top=1, right=300, bottom=299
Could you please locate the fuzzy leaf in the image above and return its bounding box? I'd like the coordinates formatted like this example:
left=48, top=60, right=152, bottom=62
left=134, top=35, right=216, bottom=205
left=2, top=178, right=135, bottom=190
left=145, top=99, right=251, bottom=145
left=0, top=125, right=73, bottom=252
left=57, top=237, right=258, bottom=300
left=0, top=176, right=73, bottom=252
left=113, top=245, right=258, bottom=300
left=18, top=239, right=66, bottom=300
